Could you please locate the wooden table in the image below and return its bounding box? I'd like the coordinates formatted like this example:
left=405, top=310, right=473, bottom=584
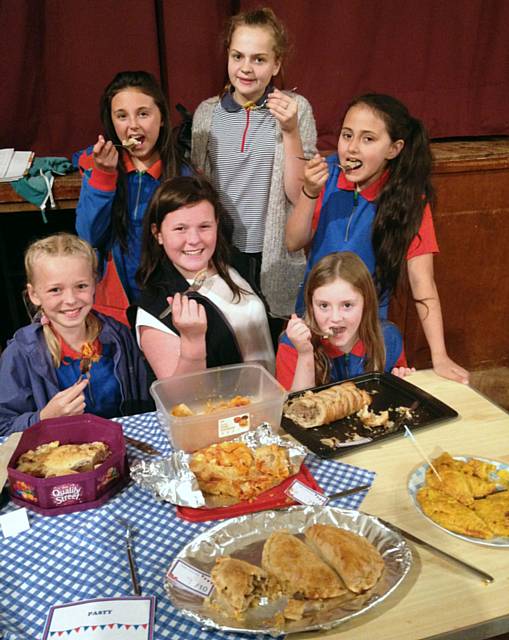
left=307, top=370, right=509, bottom=640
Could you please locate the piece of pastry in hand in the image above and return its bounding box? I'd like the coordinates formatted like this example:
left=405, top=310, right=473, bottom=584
left=210, top=557, right=280, bottom=616
left=304, top=524, right=384, bottom=593
left=261, top=530, right=347, bottom=599
left=417, top=486, right=494, bottom=539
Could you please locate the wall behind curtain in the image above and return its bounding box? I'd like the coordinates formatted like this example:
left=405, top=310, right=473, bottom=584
left=1, top=0, right=508, bottom=158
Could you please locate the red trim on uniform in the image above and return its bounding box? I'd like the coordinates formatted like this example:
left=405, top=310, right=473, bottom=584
left=275, top=342, right=299, bottom=391
left=53, top=332, right=102, bottom=364
left=240, top=110, right=250, bottom=152
left=123, top=152, right=162, bottom=179
left=337, top=169, right=389, bottom=201
left=406, top=203, right=439, bottom=258
left=93, top=254, right=130, bottom=326
left=322, top=338, right=366, bottom=359
left=89, top=167, right=118, bottom=191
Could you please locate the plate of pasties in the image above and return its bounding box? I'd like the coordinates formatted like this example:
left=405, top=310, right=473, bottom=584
left=164, top=506, right=412, bottom=635
left=408, top=452, right=509, bottom=546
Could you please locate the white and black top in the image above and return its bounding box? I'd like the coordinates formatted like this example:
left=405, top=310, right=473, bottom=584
left=136, top=262, right=275, bottom=374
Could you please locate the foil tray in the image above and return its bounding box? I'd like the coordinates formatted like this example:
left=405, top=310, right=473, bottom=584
left=164, top=506, right=412, bottom=636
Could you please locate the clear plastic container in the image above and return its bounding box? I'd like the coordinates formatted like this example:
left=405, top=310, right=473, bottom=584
left=150, top=363, right=287, bottom=452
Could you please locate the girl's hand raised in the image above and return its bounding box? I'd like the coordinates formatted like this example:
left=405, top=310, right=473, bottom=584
left=287, top=314, right=313, bottom=354
left=303, top=153, right=329, bottom=198
left=267, top=88, right=298, bottom=133
left=93, top=134, right=119, bottom=174
left=40, top=378, right=88, bottom=420
left=170, top=293, right=207, bottom=340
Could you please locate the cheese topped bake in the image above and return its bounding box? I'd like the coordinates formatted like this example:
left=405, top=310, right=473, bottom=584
left=16, top=440, right=111, bottom=478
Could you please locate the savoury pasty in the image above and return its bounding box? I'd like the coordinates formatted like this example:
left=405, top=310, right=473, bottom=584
left=304, top=524, right=384, bottom=594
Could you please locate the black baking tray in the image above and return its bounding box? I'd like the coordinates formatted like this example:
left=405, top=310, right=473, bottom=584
left=281, top=372, right=459, bottom=458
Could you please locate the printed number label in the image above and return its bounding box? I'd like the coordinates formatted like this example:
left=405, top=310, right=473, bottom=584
left=167, top=559, right=214, bottom=597
left=285, top=479, right=328, bottom=506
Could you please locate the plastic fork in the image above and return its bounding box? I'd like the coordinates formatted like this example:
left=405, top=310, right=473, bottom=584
left=159, top=268, right=208, bottom=320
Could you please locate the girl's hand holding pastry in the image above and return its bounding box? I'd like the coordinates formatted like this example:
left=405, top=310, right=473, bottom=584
left=268, top=88, right=298, bottom=133
left=92, top=134, right=119, bottom=173
left=303, top=153, right=329, bottom=198
left=287, top=314, right=313, bottom=354
left=40, top=378, right=89, bottom=420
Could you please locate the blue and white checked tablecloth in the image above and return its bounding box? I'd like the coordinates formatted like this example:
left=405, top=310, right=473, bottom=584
left=0, top=413, right=376, bottom=640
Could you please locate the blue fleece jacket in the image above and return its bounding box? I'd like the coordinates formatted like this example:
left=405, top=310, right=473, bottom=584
left=0, top=313, right=151, bottom=436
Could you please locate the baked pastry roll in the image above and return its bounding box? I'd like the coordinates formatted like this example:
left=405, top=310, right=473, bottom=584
left=284, top=382, right=371, bottom=428
left=261, top=531, right=347, bottom=599
left=210, top=557, right=280, bottom=615
left=304, top=524, right=384, bottom=594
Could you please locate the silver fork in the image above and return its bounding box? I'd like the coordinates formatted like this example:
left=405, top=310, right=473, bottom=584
left=159, top=268, right=208, bottom=320
left=115, top=517, right=141, bottom=595
left=296, top=156, right=362, bottom=171
left=268, top=310, right=335, bottom=339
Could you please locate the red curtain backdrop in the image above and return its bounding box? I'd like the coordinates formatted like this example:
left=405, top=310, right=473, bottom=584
left=1, top=0, right=508, bottom=158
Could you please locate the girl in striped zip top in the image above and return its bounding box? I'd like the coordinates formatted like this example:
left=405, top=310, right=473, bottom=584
left=192, top=7, right=317, bottom=322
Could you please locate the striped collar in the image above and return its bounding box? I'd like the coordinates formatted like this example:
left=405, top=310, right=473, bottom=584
left=337, top=168, right=389, bottom=202
left=220, top=84, right=274, bottom=113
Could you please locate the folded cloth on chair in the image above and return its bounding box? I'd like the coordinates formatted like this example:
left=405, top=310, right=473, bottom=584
left=11, top=157, right=74, bottom=215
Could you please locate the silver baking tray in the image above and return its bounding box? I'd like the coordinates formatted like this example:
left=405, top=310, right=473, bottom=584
left=164, top=506, right=412, bottom=636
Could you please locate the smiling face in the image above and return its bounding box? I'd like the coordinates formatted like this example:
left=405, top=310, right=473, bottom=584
left=111, top=88, right=162, bottom=169
left=337, top=103, right=404, bottom=190
left=312, top=277, right=364, bottom=352
left=27, top=255, right=95, bottom=339
left=154, top=200, right=218, bottom=278
left=228, top=25, right=281, bottom=105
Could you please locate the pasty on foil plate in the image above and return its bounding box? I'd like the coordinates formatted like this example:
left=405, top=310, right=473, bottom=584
left=283, top=382, right=371, bottom=428
left=209, top=557, right=281, bottom=616
left=304, top=524, right=384, bottom=593
left=190, top=441, right=291, bottom=502
left=16, top=440, right=111, bottom=478
left=261, top=530, right=348, bottom=599
left=207, top=523, right=386, bottom=622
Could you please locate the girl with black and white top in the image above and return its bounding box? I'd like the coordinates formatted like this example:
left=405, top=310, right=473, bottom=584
left=135, top=176, right=274, bottom=379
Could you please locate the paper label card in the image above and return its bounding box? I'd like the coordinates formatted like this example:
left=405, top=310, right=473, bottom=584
left=217, top=412, right=250, bottom=438
left=0, top=507, right=30, bottom=538
left=285, top=479, right=328, bottom=506
left=167, top=558, right=214, bottom=597
left=42, top=597, right=155, bottom=639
